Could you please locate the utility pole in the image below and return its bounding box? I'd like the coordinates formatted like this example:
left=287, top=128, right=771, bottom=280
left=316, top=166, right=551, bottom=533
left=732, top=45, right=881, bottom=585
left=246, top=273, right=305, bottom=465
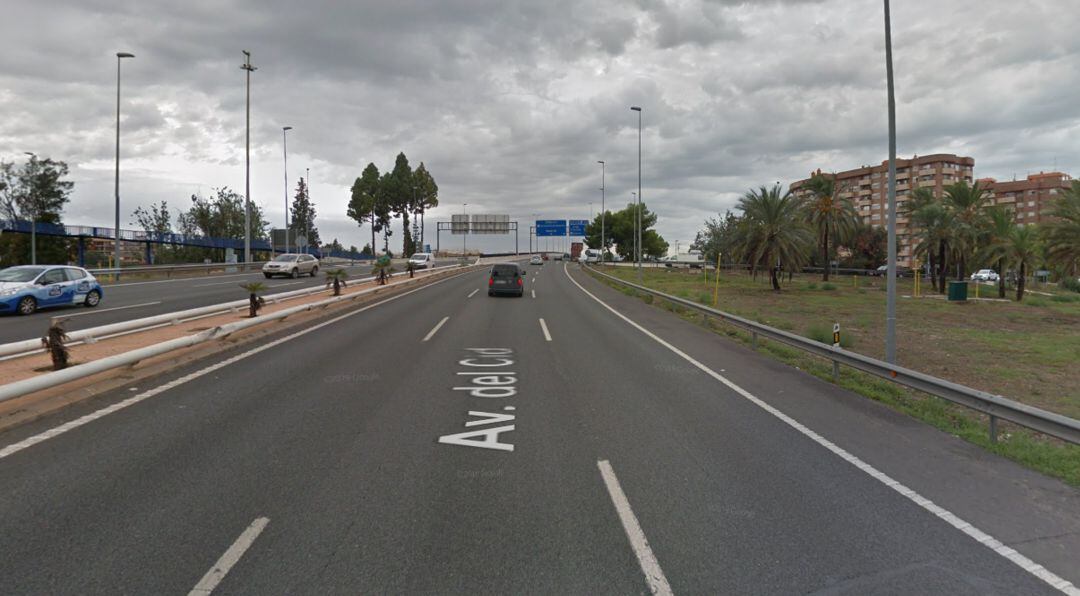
left=23, top=152, right=36, bottom=265
left=282, top=126, right=292, bottom=254
left=241, top=50, right=256, bottom=263
left=631, top=106, right=643, bottom=283
left=598, top=160, right=605, bottom=264
left=884, top=0, right=898, bottom=364
left=306, top=167, right=311, bottom=253
left=115, top=52, right=134, bottom=271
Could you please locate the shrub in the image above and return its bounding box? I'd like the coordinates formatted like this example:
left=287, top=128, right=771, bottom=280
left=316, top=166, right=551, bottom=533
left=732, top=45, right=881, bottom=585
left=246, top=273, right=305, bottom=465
left=806, top=282, right=818, bottom=290
left=1051, top=294, right=1079, bottom=303
left=805, top=323, right=854, bottom=347
left=1025, top=297, right=1049, bottom=307
left=1061, top=277, right=1080, bottom=293
left=643, top=294, right=654, bottom=304
left=821, top=283, right=837, bottom=291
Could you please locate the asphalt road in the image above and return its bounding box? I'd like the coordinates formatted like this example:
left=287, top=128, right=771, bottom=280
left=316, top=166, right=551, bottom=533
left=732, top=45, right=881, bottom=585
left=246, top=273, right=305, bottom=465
left=0, top=261, right=1076, bottom=594
left=0, top=260, right=455, bottom=345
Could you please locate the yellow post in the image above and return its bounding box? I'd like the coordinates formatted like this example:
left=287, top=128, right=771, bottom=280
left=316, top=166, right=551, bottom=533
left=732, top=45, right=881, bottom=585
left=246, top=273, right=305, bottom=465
left=713, top=253, right=721, bottom=306
left=975, top=280, right=980, bottom=299
left=913, top=259, right=920, bottom=297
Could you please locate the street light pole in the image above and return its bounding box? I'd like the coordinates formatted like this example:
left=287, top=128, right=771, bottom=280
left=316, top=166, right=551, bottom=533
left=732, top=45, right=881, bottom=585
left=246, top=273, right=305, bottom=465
left=884, top=0, right=898, bottom=364
left=631, top=191, right=637, bottom=265
left=23, top=152, right=36, bottom=265
left=306, top=166, right=311, bottom=253
left=282, top=126, right=292, bottom=255
left=115, top=52, right=134, bottom=270
left=462, top=203, right=468, bottom=257
left=631, top=106, right=643, bottom=282
left=241, top=50, right=256, bottom=263
left=598, top=160, right=605, bottom=264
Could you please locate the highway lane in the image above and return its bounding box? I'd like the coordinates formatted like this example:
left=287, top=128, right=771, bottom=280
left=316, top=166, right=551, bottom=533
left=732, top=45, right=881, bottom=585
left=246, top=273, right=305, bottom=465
left=0, top=260, right=1074, bottom=593
left=0, top=260, right=456, bottom=345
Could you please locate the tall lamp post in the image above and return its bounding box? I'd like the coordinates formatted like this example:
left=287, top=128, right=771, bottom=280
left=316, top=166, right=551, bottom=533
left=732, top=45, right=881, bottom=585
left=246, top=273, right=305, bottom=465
left=883, top=0, right=898, bottom=363
left=631, top=191, right=637, bottom=265
left=115, top=51, right=134, bottom=270
left=630, top=106, right=643, bottom=282
left=241, top=50, right=256, bottom=263
left=282, top=126, right=292, bottom=254
left=306, top=166, right=311, bottom=253
left=597, top=160, right=605, bottom=264
left=23, top=152, right=36, bottom=265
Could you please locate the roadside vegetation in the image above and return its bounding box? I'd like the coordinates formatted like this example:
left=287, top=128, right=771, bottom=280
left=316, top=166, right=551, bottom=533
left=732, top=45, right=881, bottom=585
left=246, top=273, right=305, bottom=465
left=590, top=265, right=1080, bottom=486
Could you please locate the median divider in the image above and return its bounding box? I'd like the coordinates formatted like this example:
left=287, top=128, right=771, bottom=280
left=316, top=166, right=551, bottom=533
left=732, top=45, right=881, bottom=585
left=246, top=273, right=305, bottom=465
left=584, top=263, right=1080, bottom=446
left=0, top=262, right=466, bottom=361
left=0, top=259, right=486, bottom=408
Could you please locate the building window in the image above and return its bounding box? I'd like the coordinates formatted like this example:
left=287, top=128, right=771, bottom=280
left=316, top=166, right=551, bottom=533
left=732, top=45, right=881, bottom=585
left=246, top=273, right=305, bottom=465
left=871, top=214, right=881, bottom=220
left=1028, top=211, right=1035, bottom=218
left=1028, top=201, right=1035, bottom=207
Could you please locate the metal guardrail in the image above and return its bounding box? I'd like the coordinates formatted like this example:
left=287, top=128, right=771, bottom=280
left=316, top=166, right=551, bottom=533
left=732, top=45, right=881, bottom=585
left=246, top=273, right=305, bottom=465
left=584, top=264, right=1080, bottom=446
left=0, top=261, right=472, bottom=361
left=0, top=261, right=483, bottom=404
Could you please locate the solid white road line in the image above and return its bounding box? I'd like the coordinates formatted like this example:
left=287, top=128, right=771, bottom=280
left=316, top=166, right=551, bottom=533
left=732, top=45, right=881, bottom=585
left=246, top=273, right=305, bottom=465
left=531, top=290, right=536, bottom=299
left=538, top=318, right=552, bottom=341
left=565, top=264, right=1078, bottom=595
left=0, top=272, right=466, bottom=461
left=62, top=301, right=161, bottom=318
left=467, top=289, right=479, bottom=298
left=188, top=517, right=269, bottom=595
left=423, top=316, right=450, bottom=342
left=597, top=460, right=673, bottom=596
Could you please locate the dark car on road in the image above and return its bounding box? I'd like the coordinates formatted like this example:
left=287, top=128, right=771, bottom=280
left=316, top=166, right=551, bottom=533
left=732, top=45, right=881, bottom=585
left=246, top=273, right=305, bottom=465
left=488, top=263, right=524, bottom=297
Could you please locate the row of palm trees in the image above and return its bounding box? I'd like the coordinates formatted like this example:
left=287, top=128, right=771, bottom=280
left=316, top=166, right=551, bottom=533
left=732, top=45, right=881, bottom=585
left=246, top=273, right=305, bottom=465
left=723, top=174, right=1080, bottom=299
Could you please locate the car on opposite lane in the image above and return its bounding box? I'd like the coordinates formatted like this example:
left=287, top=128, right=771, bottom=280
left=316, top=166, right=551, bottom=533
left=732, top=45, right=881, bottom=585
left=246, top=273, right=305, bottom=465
left=263, top=253, right=320, bottom=278
left=0, top=265, right=103, bottom=315
left=408, top=252, right=436, bottom=269
left=529, top=255, right=543, bottom=266
left=488, top=263, right=525, bottom=297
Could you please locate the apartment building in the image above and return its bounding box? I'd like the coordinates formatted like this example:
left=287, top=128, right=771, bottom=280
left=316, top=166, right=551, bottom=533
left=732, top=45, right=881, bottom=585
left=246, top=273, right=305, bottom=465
left=790, top=154, right=975, bottom=267
left=979, top=172, right=1072, bottom=226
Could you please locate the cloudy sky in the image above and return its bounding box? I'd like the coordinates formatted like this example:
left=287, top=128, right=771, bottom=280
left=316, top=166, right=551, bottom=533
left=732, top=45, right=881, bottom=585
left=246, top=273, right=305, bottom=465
left=2, top=0, right=1078, bottom=254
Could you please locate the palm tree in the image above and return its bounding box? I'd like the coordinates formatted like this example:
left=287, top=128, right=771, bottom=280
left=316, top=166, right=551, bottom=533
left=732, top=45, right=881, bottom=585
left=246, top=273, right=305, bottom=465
left=734, top=184, right=814, bottom=291
left=324, top=268, right=348, bottom=296
left=1002, top=225, right=1041, bottom=301
left=372, top=255, right=394, bottom=285
left=943, top=180, right=991, bottom=280
left=904, top=187, right=939, bottom=282
left=910, top=202, right=954, bottom=294
left=239, top=282, right=267, bottom=317
left=1042, top=181, right=1080, bottom=278
left=803, top=173, right=859, bottom=281
left=978, top=206, right=1015, bottom=299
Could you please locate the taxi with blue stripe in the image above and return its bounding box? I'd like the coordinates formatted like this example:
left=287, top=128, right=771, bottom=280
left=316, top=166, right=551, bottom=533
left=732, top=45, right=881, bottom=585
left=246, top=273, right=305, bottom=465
left=0, top=265, right=104, bottom=315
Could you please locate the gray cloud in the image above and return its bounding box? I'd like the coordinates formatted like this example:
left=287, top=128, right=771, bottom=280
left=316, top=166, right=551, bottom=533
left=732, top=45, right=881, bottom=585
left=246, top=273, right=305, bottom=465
left=1, top=0, right=1078, bottom=253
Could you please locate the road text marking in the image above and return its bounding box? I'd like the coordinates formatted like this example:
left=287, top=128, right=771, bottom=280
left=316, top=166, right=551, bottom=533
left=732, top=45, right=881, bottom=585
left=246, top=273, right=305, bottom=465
left=63, top=301, right=161, bottom=318
left=539, top=318, right=552, bottom=341
left=566, top=264, right=1078, bottom=595
left=597, top=460, right=673, bottom=596
left=188, top=517, right=269, bottom=595
left=467, top=289, right=479, bottom=298
left=423, top=316, right=450, bottom=342
left=440, top=348, right=518, bottom=451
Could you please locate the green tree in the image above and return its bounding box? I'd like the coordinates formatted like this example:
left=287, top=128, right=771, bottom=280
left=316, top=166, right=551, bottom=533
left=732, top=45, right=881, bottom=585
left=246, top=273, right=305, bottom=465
left=289, top=177, right=320, bottom=249
left=911, top=202, right=955, bottom=294
left=131, top=200, right=173, bottom=238
left=598, top=202, right=666, bottom=261
left=903, top=187, right=939, bottom=280
left=803, top=173, right=859, bottom=280
left=388, top=152, right=415, bottom=256
left=0, top=155, right=75, bottom=266
left=325, top=238, right=345, bottom=254
left=412, top=162, right=439, bottom=248
left=844, top=221, right=887, bottom=270
left=375, top=172, right=395, bottom=253
left=691, top=211, right=740, bottom=265
left=731, top=184, right=814, bottom=291
left=1001, top=225, right=1041, bottom=301
left=347, top=163, right=382, bottom=256
left=943, top=180, right=991, bottom=280
left=177, top=188, right=268, bottom=261
left=1042, top=181, right=1080, bottom=278
left=977, top=206, right=1016, bottom=299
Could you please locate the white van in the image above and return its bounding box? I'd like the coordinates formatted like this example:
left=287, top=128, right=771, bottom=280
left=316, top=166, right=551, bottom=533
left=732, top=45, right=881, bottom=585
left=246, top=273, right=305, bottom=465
left=408, top=252, right=435, bottom=269
left=582, top=249, right=602, bottom=263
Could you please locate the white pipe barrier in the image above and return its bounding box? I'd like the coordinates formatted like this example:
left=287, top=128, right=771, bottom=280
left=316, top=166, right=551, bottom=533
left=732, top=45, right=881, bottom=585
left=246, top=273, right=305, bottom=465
left=0, top=261, right=484, bottom=404
left=0, top=261, right=476, bottom=360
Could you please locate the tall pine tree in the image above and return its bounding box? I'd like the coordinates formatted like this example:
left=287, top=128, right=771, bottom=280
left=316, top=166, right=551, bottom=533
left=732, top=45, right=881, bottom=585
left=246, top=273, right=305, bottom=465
left=289, top=177, right=320, bottom=249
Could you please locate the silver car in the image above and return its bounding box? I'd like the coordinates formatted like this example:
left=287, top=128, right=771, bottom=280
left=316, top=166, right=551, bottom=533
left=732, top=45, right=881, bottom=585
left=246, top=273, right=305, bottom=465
left=263, top=254, right=320, bottom=278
